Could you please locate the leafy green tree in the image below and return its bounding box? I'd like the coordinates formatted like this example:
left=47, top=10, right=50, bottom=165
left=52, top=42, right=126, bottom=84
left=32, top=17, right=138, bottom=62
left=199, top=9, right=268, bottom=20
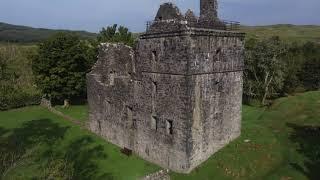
left=244, top=37, right=287, bottom=105
left=97, top=24, right=135, bottom=47
left=32, top=33, right=95, bottom=107
left=281, top=42, right=305, bottom=94
left=299, top=42, right=320, bottom=90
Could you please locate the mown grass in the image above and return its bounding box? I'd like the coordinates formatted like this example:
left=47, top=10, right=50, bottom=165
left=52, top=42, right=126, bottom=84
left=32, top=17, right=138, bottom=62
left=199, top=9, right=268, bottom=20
left=55, top=105, right=89, bottom=122
left=0, top=91, right=319, bottom=179
left=172, top=91, right=320, bottom=180
left=0, top=106, right=160, bottom=180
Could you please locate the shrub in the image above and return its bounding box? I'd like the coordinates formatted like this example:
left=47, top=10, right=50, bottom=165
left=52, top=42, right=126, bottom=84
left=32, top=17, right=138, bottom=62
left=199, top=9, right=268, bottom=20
left=0, top=43, right=40, bottom=110
left=0, top=85, right=41, bottom=110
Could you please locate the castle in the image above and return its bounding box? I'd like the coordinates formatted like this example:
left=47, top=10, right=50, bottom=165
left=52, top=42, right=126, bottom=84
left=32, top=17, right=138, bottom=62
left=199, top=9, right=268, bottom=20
left=87, top=0, right=245, bottom=173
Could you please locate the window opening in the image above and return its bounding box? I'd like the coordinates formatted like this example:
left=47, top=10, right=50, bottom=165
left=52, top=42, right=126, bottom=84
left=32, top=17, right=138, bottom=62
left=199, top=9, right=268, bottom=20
left=166, top=120, right=173, bottom=135
left=109, top=71, right=115, bottom=85
left=152, top=51, right=157, bottom=62
left=151, top=116, right=158, bottom=130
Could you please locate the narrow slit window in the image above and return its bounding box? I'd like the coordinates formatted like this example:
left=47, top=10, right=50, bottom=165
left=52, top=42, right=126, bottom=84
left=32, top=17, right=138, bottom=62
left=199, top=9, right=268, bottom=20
left=132, top=119, right=137, bottom=128
left=216, top=47, right=222, bottom=55
left=98, top=120, right=102, bottom=132
left=127, top=106, right=133, bottom=122
left=218, top=82, right=223, bottom=92
left=151, top=116, right=158, bottom=130
left=152, top=51, right=157, bottom=62
left=166, top=120, right=173, bottom=135
left=152, top=81, right=157, bottom=95
left=105, top=100, right=111, bottom=113
left=109, top=71, right=115, bottom=86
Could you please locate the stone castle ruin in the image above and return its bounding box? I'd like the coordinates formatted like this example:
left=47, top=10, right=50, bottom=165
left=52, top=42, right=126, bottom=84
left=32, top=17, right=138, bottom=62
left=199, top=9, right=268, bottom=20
left=87, top=0, right=245, bottom=173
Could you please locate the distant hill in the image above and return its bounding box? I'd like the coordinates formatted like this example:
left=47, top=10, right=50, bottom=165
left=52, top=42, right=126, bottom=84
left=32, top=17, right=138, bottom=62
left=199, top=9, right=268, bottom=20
left=0, top=22, right=97, bottom=43
left=240, top=24, right=320, bottom=43
left=1, top=22, right=320, bottom=44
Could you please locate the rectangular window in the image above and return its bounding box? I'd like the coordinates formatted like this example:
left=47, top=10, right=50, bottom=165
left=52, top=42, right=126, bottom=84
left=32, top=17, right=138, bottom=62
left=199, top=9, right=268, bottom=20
left=151, top=116, right=158, bottom=130
left=152, top=81, right=157, bottom=113
left=166, top=120, right=173, bottom=135
left=105, top=100, right=111, bottom=113
left=152, top=51, right=157, bottom=62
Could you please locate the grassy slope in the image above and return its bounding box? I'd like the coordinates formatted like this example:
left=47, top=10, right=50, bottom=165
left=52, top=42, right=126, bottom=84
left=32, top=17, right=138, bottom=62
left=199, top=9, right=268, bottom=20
left=240, top=24, right=320, bottom=43
left=1, top=91, right=319, bottom=179
left=172, top=91, right=320, bottom=180
left=0, top=106, right=160, bottom=180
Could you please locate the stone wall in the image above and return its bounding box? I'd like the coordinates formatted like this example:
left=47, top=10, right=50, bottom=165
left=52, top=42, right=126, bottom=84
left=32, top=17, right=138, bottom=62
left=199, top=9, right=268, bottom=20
left=142, top=169, right=170, bottom=180
left=87, top=42, right=192, bottom=172
left=188, top=72, right=243, bottom=169
left=87, top=43, right=135, bottom=149
left=186, top=30, right=244, bottom=169
left=87, top=28, right=244, bottom=173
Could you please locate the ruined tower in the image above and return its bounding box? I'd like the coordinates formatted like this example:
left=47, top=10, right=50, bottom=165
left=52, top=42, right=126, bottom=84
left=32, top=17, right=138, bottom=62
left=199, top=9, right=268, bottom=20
left=200, top=0, right=218, bottom=20
left=87, top=0, right=245, bottom=173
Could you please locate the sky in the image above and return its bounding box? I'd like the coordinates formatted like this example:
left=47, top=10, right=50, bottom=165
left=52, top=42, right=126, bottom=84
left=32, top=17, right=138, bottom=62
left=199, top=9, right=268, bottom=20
left=0, top=0, right=319, bottom=32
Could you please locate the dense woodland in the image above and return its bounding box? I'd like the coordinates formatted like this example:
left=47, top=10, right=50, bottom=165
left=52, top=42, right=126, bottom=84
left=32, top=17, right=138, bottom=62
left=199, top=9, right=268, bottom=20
left=0, top=23, right=319, bottom=110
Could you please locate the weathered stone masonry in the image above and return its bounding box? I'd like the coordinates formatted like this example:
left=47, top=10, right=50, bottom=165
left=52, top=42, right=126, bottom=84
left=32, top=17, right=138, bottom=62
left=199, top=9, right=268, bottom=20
left=87, top=0, right=245, bottom=173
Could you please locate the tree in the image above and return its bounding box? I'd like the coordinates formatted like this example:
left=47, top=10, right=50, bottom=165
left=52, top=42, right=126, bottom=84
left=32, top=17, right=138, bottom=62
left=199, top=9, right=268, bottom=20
left=299, top=42, right=320, bottom=90
left=0, top=44, right=40, bottom=110
left=281, top=42, right=305, bottom=94
left=244, top=37, right=287, bottom=105
left=97, top=24, right=135, bottom=47
left=32, top=33, right=95, bottom=107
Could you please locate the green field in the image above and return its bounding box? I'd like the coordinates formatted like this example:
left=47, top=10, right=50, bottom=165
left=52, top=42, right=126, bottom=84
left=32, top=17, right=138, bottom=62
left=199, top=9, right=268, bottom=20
left=1, top=91, right=320, bottom=179
left=2, top=22, right=320, bottom=44
left=0, top=107, right=160, bottom=180
left=240, top=24, right=320, bottom=43
left=54, top=105, right=89, bottom=122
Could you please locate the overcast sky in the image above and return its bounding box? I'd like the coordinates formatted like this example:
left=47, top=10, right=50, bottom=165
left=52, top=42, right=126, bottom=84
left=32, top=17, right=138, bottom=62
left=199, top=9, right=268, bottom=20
left=0, top=0, right=319, bottom=32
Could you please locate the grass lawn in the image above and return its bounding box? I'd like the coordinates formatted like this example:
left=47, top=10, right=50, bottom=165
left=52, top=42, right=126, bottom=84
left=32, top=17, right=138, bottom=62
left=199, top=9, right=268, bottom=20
left=1, top=91, right=319, bottom=179
left=55, top=105, right=89, bottom=122
left=0, top=106, right=160, bottom=180
left=171, top=91, right=320, bottom=180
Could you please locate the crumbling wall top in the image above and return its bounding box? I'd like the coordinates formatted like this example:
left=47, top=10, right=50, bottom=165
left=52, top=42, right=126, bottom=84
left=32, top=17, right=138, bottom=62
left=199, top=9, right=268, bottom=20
left=185, top=9, right=197, bottom=22
left=145, top=1, right=240, bottom=33
left=155, top=3, right=183, bottom=21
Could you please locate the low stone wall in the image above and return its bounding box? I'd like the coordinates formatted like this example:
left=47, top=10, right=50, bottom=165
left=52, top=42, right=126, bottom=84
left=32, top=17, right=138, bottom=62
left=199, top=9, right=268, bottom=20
left=142, top=169, right=170, bottom=180
left=40, top=98, right=84, bottom=127
left=40, top=97, right=52, bottom=108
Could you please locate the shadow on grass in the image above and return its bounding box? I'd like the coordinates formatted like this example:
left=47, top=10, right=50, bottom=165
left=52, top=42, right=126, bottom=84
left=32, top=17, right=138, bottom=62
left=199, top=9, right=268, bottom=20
left=0, top=119, right=113, bottom=179
left=0, top=127, right=9, bottom=136
left=0, top=119, right=69, bottom=177
left=287, top=123, right=320, bottom=180
left=44, top=136, right=114, bottom=180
